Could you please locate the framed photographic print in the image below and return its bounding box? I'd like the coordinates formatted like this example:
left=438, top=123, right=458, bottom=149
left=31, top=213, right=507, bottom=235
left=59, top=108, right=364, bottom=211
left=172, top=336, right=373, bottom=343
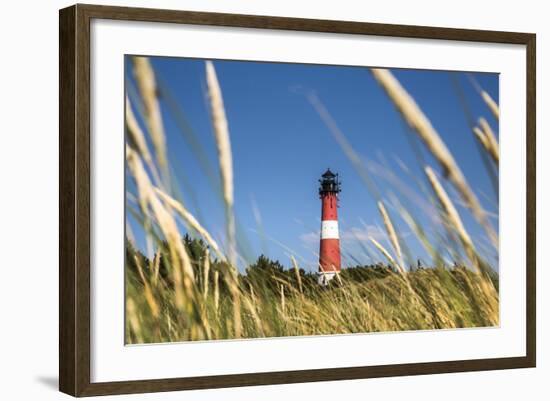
left=59, top=4, right=536, bottom=397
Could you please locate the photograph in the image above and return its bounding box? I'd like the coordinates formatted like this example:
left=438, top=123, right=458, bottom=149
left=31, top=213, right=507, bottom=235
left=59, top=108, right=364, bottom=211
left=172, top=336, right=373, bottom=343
left=124, top=55, right=500, bottom=344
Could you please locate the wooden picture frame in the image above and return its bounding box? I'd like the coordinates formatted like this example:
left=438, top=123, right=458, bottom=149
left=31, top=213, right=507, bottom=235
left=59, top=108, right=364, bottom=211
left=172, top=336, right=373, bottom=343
left=59, top=3, right=536, bottom=397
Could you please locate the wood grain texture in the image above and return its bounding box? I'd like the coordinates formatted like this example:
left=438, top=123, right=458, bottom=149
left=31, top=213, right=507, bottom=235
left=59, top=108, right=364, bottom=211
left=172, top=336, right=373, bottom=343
left=59, top=5, right=76, bottom=396
left=59, top=3, right=537, bottom=397
left=525, top=34, right=536, bottom=367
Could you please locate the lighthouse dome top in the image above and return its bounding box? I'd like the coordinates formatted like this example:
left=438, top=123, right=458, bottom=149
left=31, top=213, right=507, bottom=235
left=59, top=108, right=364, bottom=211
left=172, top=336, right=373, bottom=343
left=319, top=168, right=341, bottom=196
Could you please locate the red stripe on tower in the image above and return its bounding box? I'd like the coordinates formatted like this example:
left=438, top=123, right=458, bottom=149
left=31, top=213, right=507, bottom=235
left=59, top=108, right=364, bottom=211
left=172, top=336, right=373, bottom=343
left=318, top=169, right=341, bottom=285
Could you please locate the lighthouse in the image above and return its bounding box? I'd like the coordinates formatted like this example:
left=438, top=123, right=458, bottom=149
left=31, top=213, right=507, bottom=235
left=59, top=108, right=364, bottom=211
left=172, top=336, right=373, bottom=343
left=318, top=169, right=341, bottom=285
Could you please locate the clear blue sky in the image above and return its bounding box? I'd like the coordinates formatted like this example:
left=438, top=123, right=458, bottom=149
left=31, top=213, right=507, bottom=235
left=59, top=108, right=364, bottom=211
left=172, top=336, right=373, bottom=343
left=126, top=56, right=499, bottom=272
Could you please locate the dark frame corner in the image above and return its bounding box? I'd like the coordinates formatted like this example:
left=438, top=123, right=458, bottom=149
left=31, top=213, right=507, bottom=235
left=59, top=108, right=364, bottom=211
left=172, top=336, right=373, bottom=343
left=59, top=3, right=536, bottom=397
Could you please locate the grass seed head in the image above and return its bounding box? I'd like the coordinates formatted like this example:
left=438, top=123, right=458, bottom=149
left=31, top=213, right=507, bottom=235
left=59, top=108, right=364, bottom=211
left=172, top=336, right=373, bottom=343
left=205, top=60, right=236, bottom=266
left=132, top=56, right=167, bottom=170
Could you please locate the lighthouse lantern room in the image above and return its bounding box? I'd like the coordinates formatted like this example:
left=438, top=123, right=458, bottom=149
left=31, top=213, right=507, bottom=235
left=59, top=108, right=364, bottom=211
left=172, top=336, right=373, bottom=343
left=318, top=169, right=342, bottom=285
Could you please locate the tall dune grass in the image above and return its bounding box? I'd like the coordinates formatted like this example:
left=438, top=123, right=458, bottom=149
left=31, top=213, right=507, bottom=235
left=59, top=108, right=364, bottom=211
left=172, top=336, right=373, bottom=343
left=124, top=58, right=499, bottom=343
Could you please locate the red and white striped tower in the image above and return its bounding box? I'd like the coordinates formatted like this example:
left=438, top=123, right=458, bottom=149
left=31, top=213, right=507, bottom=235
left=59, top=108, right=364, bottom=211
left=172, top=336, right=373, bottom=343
left=318, top=169, right=341, bottom=285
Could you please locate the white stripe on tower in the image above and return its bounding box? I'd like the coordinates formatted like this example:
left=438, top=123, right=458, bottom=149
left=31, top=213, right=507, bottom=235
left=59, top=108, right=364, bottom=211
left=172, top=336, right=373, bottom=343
left=321, top=220, right=339, bottom=239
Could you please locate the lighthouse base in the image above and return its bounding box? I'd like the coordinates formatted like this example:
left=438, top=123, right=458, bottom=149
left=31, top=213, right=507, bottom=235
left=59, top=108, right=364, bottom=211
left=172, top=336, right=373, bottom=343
left=317, top=271, right=337, bottom=286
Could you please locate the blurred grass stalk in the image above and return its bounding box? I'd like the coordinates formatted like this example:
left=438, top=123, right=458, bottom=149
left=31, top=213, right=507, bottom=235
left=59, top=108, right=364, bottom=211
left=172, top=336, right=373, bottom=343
left=371, top=68, right=497, bottom=249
